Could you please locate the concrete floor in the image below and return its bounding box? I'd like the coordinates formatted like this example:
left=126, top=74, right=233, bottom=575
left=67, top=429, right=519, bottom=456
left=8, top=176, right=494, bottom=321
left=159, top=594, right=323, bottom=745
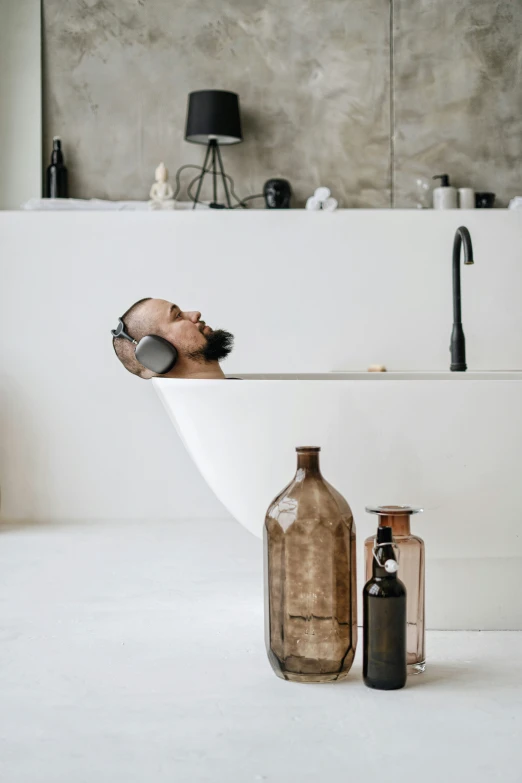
left=1, top=519, right=521, bottom=783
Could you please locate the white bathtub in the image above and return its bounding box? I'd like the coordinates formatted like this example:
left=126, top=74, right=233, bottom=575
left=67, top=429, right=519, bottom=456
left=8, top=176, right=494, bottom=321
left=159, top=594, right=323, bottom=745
left=153, top=372, right=522, bottom=629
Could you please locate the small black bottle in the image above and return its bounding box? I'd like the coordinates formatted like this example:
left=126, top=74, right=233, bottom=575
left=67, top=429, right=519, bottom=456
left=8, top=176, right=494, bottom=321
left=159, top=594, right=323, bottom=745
left=363, top=526, right=407, bottom=690
left=45, top=136, right=68, bottom=198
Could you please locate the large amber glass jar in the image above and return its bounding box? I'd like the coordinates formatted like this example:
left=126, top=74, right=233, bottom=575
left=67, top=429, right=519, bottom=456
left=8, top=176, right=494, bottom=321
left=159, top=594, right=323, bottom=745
left=364, top=505, right=425, bottom=674
left=264, top=447, right=357, bottom=683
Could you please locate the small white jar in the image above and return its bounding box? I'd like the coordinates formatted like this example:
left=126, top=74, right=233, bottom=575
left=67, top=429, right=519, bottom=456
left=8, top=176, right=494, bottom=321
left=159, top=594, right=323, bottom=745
left=458, top=188, right=475, bottom=209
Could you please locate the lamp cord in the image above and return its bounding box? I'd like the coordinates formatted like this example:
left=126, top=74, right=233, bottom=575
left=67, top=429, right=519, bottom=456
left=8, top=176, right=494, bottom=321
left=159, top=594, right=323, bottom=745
left=172, top=163, right=264, bottom=209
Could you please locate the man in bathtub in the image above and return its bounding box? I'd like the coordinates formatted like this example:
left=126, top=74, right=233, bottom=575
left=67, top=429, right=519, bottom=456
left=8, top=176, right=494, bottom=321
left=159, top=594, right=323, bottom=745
left=111, top=298, right=234, bottom=380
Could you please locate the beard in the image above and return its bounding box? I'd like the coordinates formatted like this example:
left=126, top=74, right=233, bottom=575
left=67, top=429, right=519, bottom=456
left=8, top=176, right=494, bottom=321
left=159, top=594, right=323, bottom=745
left=187, top=329, right=234, bottom=363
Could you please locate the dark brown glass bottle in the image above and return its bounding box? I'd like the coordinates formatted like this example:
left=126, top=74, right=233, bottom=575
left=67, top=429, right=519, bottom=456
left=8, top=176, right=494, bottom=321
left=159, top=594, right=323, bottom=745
left=363, top=526, right=407, bottom=690
left=264, top=447, right=357, bottom=683
left=45, top=137, right=68, bottom=198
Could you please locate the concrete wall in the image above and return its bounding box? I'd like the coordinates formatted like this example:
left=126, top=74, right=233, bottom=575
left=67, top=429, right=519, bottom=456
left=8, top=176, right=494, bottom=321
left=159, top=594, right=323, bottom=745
left=393, top=1, right=522, bottom=208
left=42, top=0, right=522, bottom=208
left=0, top=0, right=41, bottom=209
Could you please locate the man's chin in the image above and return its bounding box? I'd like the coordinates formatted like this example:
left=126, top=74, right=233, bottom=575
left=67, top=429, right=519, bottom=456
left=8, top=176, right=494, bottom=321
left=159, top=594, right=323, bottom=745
left=188, top=329, right=234, bottom=363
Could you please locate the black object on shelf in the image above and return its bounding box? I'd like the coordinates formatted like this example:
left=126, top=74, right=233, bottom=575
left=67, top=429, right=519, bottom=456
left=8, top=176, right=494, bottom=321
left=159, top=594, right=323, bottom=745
left=475, top=192, right=495, bottom=208
left=185, top=90, right=242, bottom=210
left=263, top=179, right=292, bottom=209
left=45, top=137, right=68, bottom=198
left=363, top=526, right=407, bottom=691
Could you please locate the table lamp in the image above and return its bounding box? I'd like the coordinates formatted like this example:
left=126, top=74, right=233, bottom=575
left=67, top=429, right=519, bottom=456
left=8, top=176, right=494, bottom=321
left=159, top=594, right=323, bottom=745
left=185, top=90, right=242, bottom=209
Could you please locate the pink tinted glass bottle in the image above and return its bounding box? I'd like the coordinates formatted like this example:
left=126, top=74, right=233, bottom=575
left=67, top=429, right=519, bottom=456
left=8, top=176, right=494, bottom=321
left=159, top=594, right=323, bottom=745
left=364, top=505, right=425, bottom=674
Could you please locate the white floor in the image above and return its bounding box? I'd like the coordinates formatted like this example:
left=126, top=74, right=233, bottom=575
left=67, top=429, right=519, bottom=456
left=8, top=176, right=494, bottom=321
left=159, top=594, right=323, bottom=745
left=1, top=519, right=521, bottom=783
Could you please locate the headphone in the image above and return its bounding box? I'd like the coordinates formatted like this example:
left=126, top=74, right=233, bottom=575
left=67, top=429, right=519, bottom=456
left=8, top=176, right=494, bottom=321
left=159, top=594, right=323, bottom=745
left=111, top=318, right=178, bottom=374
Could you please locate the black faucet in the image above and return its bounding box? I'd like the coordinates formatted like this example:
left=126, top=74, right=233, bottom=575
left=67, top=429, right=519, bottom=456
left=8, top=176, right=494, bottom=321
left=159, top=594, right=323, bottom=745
left=450, top=226, right=474, bottom=371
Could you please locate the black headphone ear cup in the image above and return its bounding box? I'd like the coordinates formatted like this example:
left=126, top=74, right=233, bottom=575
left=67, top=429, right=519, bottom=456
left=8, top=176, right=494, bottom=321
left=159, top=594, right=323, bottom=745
left=135, top=335, right=178, bottom=374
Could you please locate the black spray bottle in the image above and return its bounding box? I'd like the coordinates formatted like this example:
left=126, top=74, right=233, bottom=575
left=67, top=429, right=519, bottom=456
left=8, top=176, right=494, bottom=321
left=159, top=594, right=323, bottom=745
left=45, top=137, right=68, bottom=198
left=363, top=526, right=407, bottom=690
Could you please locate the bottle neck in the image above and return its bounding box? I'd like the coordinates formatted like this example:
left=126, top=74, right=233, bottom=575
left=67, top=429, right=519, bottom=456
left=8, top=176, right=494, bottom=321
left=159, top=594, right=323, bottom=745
left=379, top=514, right=411, bottom=536
left=51, top=141, right=64, bottom=165
left=372, top=544, right=398, bottom=579
left=295, top=450, right=321, bottom=476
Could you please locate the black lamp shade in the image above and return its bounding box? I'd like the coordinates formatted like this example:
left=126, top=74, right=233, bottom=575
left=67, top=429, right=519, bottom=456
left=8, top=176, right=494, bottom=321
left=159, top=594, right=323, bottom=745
left=185, top=90, right=242, bottom=145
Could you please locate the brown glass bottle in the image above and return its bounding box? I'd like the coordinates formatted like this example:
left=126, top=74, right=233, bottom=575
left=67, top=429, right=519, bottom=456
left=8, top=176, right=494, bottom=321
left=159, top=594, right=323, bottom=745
left=364, top=505, right=425, bottom=674
left=264, top=447, right=357, bottom=683
left=363, top=526, right=407, bottom=690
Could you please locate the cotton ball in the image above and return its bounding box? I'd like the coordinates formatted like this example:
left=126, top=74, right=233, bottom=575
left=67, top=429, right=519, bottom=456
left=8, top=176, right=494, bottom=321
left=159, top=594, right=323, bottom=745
left=314, top=187, right=331, bottom=202
left=322, top=197, right=338, bottom=212
left=306, top=196, right=321, bottom=210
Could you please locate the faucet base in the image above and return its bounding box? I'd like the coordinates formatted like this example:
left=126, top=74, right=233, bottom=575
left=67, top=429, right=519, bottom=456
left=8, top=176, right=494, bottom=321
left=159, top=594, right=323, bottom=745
left=450, top=323, right=467, bottom=372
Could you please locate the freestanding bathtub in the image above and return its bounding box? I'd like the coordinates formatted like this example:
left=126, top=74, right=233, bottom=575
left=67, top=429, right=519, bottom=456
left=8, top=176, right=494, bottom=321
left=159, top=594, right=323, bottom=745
left=153, top=373, right=522, bottom=629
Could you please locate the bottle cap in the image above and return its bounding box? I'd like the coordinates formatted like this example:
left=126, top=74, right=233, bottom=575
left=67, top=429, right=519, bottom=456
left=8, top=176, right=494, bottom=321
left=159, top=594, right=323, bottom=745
left=376, top=526, right=393, bottom=544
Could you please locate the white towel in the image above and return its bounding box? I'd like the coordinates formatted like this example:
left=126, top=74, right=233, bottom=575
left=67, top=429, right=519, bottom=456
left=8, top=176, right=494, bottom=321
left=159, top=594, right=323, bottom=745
left=21, top=198, right=209, bottom=211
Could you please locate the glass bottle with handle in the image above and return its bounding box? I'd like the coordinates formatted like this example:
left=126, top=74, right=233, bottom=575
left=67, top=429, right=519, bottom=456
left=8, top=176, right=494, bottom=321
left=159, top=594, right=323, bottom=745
left=363, top=525, right=407, bottom=690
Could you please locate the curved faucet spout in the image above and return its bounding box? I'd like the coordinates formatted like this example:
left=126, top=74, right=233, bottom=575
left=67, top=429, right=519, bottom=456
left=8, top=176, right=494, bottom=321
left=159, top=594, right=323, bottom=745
left=451, top=226, right=474, bottom=371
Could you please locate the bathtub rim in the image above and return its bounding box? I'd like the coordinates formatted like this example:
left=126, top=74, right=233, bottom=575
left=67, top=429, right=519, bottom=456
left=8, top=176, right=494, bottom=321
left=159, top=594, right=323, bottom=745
left=153, top=371, right=522, bottom=384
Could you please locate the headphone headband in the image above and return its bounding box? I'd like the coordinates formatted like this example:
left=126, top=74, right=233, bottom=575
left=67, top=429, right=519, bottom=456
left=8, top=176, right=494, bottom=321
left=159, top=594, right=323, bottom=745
left=111, top=317, right=178, bottom=374
left=111, top=318, right=138, bottom=345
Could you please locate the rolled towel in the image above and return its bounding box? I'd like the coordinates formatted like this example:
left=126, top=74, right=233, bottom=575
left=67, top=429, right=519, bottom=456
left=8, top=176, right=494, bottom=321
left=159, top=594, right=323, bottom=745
left=323, top=197, right=338, bottom=212
left=306, top=196, right=321, bottom=210
left=315, top=186, right=331, bottom=202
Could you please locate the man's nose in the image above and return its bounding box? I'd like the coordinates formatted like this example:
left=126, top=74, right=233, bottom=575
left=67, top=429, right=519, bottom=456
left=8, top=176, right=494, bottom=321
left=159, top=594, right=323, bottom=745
left=186, top=311, right=202, bottom=323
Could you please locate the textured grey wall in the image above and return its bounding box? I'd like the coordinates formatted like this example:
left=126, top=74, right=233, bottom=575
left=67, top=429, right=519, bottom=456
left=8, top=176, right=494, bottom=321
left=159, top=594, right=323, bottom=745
left=42, top=0, right=521, bottom=207
left=393, top=0, right=522, bottom=208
